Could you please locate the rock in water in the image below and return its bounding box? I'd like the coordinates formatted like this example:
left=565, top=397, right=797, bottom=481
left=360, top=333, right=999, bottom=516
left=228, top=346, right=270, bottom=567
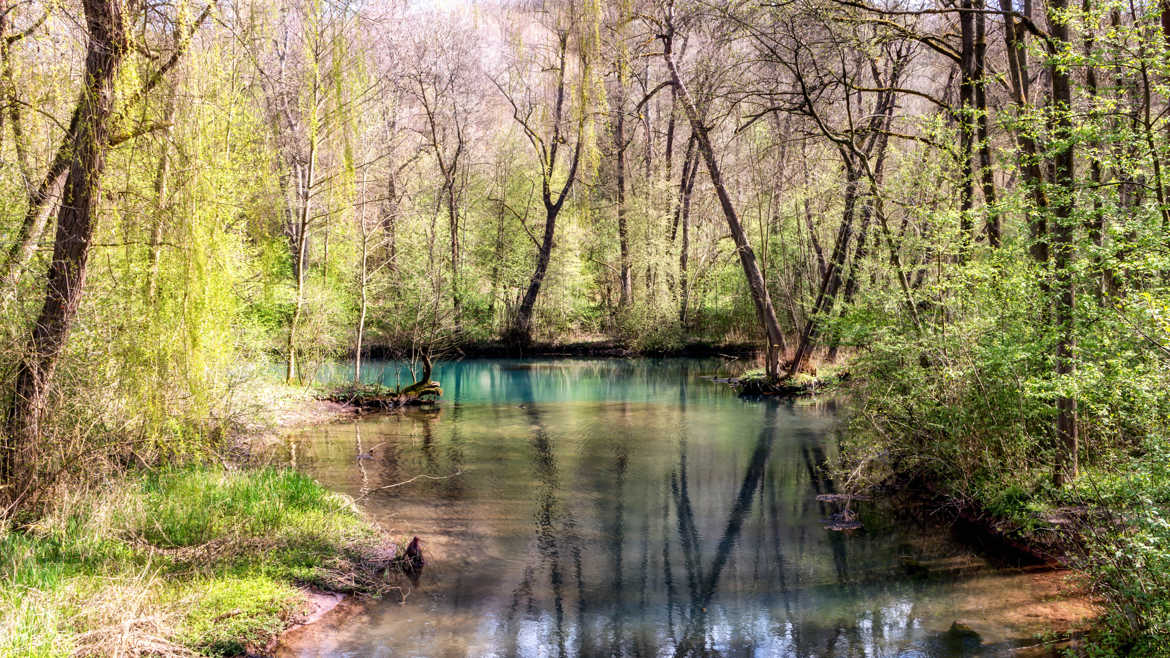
left=944, top=621, right=982, bottom=652
left=948, top=621, right=979, bottom=638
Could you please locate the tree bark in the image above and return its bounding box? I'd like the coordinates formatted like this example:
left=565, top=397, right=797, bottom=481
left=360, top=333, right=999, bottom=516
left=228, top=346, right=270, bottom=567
left=999, top=0, right=1050, bottom=265
left=828, top=128, right=892, bottom=362
left=506, top=30, right=586, bottom=346
left=615, top=89, right=632, bottom=310
left=677, top=140, right=698, bottom=325
left=511, top=199, right=563, bottom=343
left=974, top=3, right=999, bottom=247
left=788, top=162, right=861, bottom=376
left=287, top=140, right=316, bottom=384
left=355, top=216, right=369, bottom=384
left=957, top=0, right=977, bottom=253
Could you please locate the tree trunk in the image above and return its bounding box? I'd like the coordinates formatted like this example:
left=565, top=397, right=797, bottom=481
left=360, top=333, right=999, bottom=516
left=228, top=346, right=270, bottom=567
left=957, top=0, right=976, bottom=253
left=1047, top=0, right=1078, bottom=486
left=488, top=195, right=507, bottom=326
left=511, top=201, right=561, bottom=344
left=663, top=40, right=788, bottom=377
left=788, top=162, right=861, bottom=376
left=0, top=167, right=67, bottom=303
left=615, top=90, right=632, bottom=310
left=383, top=173, right=398, bottom=273
left=0, top=1, right=33, bottom=182
left=146, top=86, right=178, bottom=301
left=974, top=3, right=999, bottom=247
left=355, top=192, right=370, bottom=384
left=505, top=30, right=585, bottom=346
left=678, top=142, right=698, bottom=325
left=1081, top=0, right=1105, bottom=299
left=4, top=0, right=130, bottom=486
left=447, top=181, right=462, bottom=333
left=828, top=137, right=892, bottom=362
left=999, top=0, right=1050, bottom=265
left=287, top=144, right=316, bottom=384
left=802, top=197, right=827, bottom=280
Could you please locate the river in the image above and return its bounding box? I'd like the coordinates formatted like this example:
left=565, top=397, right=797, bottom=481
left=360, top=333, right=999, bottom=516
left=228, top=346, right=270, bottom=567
left=275, top=358, right=1092, bottom=657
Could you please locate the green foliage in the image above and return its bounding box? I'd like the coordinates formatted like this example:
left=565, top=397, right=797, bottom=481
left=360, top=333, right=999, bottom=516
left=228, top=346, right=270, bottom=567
left=838, top=154, right=1170, bottom=653
left=171, top=575, right=302, bottom=655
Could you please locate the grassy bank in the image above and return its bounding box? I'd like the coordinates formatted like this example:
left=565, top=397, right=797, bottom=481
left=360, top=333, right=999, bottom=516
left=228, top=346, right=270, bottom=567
left=0, top=466, right=397, bottom=657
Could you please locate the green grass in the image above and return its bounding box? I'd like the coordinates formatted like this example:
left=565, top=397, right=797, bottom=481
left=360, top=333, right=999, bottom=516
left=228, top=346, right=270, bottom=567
left=0, top=467, right=387, bottom=656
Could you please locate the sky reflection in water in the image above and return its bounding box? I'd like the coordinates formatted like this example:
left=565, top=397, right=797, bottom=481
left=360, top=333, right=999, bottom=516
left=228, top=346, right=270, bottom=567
left=277, top=358, right=1088, bottom=657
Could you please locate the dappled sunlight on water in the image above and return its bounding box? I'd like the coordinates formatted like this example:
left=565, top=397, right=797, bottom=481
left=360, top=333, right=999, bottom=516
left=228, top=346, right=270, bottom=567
left=276, top=359, right=1092, bottom=657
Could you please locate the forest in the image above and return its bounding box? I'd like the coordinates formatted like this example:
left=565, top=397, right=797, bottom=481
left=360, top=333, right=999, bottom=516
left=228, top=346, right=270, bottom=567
left=2, top=0, right=1170, bottom=654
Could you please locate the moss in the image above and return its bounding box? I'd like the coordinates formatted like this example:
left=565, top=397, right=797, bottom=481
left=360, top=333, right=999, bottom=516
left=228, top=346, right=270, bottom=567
left=730, top=366, right=848, bottom=397
left=0, top=466, right=391, bottom=657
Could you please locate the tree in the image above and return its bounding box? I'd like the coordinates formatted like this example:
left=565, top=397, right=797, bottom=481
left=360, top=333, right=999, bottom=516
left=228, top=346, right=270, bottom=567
left=659, top=2, right=789, bottom=378
left=494, top=1, right=600, bottom=345
left=3, top=0, right=198, bottom=488
left=245, top=0, right=365, bottom=383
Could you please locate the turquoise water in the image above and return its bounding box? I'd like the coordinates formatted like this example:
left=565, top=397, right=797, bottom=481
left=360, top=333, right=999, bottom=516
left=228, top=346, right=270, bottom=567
left=277, top=358, right=1087, bottom=657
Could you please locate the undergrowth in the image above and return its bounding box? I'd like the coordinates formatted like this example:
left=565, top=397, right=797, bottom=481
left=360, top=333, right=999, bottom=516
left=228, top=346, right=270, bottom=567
left=837, top=273, right=1170, bottom=655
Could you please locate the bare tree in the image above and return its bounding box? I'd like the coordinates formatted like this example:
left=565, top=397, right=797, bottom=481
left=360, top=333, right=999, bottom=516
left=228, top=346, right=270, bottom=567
left=494, top=2, right=599, bottom=345
left=401, top=17, right=480, bottom=335
left=658, top=3, right=789, bottom=378
left=245, top=0, right=361, bottom=382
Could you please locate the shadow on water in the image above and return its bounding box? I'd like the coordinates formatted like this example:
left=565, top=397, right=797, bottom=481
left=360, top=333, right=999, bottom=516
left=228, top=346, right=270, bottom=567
left=276, top=358, right=1094, bottom=657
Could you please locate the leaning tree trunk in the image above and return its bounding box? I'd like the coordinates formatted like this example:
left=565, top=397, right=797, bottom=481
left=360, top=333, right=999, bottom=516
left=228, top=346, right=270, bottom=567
left=677, top=141, right=699, bottom=325
left=354, top=206, right=370, bottom=384
left=663, top=39, right=788, bottom=378
left=787, top=162, right=862, bottom=377
left=504, top=29, right=584, bottom=347
left=3, top=0, right=129, bottom=486
left=0, top=140, right=70, bottom=305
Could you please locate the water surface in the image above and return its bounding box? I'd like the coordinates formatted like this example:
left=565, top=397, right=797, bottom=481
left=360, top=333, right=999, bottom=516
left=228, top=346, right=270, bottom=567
left=277, top=358, right=1091, bottom=657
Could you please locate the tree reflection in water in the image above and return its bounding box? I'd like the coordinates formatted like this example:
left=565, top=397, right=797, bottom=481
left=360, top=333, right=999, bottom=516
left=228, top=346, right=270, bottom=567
left=278, top=359, right=1077, bottom=657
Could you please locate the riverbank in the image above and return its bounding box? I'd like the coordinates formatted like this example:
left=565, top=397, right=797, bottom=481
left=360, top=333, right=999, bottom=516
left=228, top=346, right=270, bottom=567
left=840, top=425, right=1167, bottom=653
left=0, top=465, right=405, bottom=657
left=0, top=383, right=406, bottom=658
left=358, top=336, right=762, bottom=360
